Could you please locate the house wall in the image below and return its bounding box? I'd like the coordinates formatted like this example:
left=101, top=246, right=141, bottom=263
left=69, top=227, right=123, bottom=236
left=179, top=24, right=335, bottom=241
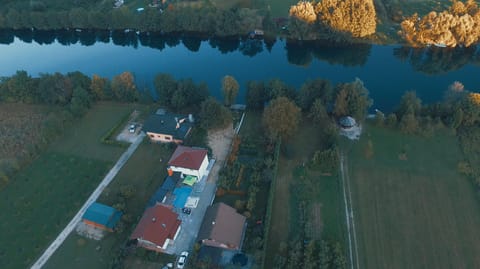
left=202, top=239, right=238, bottom=250
left=137, top=239, right=164, bottom=253
left=169, top=155, right=209, bottom=179
left=146, top=132, right=182, bottom=144
left=82, top=219, right=112, bottom=232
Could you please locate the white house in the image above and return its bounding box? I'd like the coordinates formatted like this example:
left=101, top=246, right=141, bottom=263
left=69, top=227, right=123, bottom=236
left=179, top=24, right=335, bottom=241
left=167, top=145, right=209, bottom=181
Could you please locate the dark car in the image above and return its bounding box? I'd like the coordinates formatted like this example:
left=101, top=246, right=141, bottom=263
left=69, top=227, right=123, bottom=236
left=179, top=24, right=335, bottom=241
left=182, top=207, right=191, bottom=215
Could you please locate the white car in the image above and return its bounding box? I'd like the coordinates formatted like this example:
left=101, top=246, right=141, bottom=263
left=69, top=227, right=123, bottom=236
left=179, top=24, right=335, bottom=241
left=177, top=251, right=189, bottom=269
left=128, top=124, right=136, bottom=133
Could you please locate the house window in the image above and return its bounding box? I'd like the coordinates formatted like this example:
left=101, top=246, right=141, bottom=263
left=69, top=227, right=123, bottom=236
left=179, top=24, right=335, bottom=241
left=165, top=136, right=172, bottom=140
left=149, top=134, right=154, bottom=138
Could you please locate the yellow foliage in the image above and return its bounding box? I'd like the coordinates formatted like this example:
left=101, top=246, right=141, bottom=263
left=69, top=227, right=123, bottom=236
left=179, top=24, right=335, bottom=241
left=289, top=1, right=317, bottom=24
left=469, top=93, right=480, bottom=105
left=315, top=0, right=377, bottom=37
left=400, top=0, right=480, bottom=47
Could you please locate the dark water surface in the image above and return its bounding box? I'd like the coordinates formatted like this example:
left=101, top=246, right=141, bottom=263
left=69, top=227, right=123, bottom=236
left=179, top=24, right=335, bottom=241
left=1, top=30, right=479, bottom=112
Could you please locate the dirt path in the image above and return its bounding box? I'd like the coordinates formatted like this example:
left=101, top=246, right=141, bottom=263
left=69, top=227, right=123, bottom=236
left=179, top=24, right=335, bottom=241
left=207, top=124, right=234, bottom=183
left=31, top=133, right=145, bottom=269
left=340, top=152, right=360, bottom=269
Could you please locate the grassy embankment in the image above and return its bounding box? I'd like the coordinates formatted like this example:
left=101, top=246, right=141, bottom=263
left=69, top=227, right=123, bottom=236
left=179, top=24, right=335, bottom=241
left=264, top=119, right=346, bottom=268
left=345, top=124, right=480, bottom=269
left=0, top=102, right=138, bottom=269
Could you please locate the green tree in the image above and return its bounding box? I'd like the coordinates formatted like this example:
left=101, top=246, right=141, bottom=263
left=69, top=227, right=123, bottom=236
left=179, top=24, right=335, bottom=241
left=297, top=79, right=333, bottom=111
left=246, top=80, right=267, bottom=110
left=263, top=97, right=301, bottom=141
left=396, top=91, right=422, bottom=119
left=154, top=73, right=178, bottom=106
left=333, top=78, right=372, bottom=120
left=309, top=98, right=329, bottom=125
left=399, top=113, right=419, bottom=134
left=222, top=75, right=239, bottom=106
left=69, top=87, right=91, bottom=117
left=199, top=97, right=233, bottom=130
left=267, top=79, right=297, bottom=100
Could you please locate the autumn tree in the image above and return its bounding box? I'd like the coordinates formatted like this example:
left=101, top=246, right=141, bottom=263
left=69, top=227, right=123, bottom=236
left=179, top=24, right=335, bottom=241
left=221, top=75, right=239, bottom=106
left=262, top=97, right=301, bottom=141
left=111, top=71, right=138, bottom=102
left=315, top=0, right=377, bottom=37
left=289, top=1, right=317, bottom=24
left=400, top=0, right=480, bottom=47
left=90, top=74, right=110, bottom=100
left=333, top=78, right=372, bottom=120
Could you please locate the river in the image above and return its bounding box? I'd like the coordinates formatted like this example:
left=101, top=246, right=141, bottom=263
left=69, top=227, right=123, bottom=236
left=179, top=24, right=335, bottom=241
left=1, top=29, right=479, bottom=112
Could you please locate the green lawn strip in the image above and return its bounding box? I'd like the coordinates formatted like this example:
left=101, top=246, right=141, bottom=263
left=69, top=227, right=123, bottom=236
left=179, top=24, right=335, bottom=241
left=0, top=153, right=110, bottom=269
left=347, top=125, right=480, bottom=269
left=265, top=0, right=297, bottom=17
left=45, top=141, right=175, bottom=269
left=264, top=120, right=343, bottom=267
left=49, top=102, right=140, bottom=161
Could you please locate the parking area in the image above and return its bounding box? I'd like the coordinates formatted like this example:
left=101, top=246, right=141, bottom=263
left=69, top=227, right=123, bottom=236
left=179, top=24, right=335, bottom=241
left=116, top=122, right=142, bottom=143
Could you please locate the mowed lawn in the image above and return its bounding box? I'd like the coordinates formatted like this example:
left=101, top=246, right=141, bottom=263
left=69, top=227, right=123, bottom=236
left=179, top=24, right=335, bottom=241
left=45, top=140, right=175, bottom=269
left=0, top=102, right=138, bottom=269
left=346, top=125, right=480, bottom=269
left=265, top=0, right=297, bottom=17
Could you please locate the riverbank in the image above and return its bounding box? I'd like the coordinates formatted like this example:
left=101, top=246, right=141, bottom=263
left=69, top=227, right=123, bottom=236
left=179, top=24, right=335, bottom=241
left=0, top=0, right=458, bottom=46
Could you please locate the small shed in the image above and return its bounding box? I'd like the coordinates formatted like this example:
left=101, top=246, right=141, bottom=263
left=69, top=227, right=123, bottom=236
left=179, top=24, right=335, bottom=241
left=82, top=202, right=122, bottom=232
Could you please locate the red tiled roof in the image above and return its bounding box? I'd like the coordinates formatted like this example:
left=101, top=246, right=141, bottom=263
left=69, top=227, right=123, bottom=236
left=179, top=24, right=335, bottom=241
left=168, top=145, right=208, bottom=170
left=130, top=204, right=181, bottom=247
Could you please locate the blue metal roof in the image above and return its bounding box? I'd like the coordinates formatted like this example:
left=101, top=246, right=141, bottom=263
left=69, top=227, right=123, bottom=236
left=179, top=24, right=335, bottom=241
left=173, top=186, right=192, bottom=208
left=147, top=176, right=178, bottom=208
left=82, top=202, right=122, bottom=229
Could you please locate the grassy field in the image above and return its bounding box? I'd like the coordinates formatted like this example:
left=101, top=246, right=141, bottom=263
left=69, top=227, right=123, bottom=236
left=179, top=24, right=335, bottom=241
left=265, top=120, right=346, bottom=268
left=345, top=124, right=480, bottom=269
left=0, top=103, right=48, bottom=161
left=265, top=0, right=297, bottom=17
left=0, top=102, right=139, bottom=269
left=45, top=140, right=175, bottom=269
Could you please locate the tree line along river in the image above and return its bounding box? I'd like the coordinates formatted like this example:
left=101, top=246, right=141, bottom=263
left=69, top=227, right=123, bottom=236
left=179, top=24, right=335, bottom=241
left=0, top=29, right=479, bottom=112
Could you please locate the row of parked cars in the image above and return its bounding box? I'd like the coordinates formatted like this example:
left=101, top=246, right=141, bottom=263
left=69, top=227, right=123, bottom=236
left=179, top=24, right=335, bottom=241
left=162, top=251, right=188, bottom=269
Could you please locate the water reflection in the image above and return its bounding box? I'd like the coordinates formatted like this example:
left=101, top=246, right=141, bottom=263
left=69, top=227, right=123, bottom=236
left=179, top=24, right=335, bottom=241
left=1, top=28, right=479, bottom=71
left=393, top=46, right=480, bottom=74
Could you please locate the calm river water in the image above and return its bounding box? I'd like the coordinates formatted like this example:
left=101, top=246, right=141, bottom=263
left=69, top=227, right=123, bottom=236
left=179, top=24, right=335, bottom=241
left=0, top=30, right=479, bottom=112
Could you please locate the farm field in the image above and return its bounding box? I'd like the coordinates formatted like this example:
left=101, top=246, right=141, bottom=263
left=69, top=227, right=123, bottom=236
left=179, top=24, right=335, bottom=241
left=0, top=103, right=48, bottom=162
left=0, top=102, right=139, bottom=269
left=45, top=140, right=175, bottom=269
left=345, top=125, right=480, bottom=269
left=265, top=120, right=346, bottom=268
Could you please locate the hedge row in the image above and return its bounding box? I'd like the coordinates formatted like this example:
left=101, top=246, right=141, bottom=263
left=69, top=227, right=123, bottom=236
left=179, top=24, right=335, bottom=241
left=260, top=139, right=281, bottom=268
left=100, top=110, right=132, bottom=148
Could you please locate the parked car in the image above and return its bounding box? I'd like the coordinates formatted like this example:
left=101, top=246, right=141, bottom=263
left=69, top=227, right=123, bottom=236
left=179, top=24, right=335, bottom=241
left=129, top=124, right=136, bottom=133
left=182, top=207, right=191, bottom=215
left=177, top=251, right=189, bottom=269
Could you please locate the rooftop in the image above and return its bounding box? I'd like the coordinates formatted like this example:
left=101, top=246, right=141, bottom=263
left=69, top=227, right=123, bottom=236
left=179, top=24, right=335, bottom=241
left=143, top=113, right=193, bottom=140
left=168, top=145, right=208, bottom=170
left=130, top=204, right=181, bottom=247
left=197, top=203, right=246, bottom=250
left=82, top=202, right=122, bottom=229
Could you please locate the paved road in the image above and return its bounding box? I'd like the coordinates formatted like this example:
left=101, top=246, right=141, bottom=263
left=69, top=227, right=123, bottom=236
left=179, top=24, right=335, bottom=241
left=31, top=133, right=146, bottom=269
